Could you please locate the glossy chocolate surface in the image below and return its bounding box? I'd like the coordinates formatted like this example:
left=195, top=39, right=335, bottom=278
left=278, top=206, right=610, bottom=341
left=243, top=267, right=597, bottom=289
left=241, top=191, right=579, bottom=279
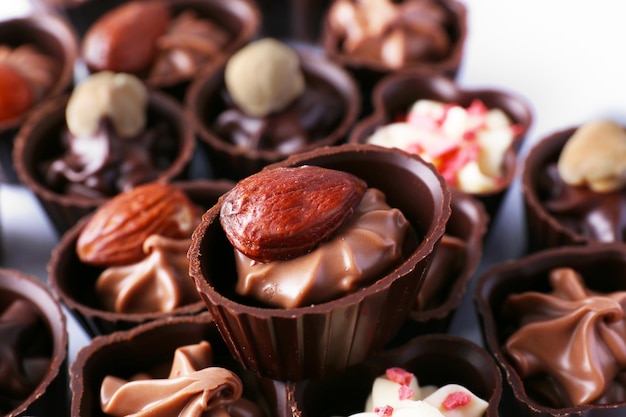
left=40, top=117, right=179, bottom=199
left=70, top=314, right=274, bottom=417
left=13, top=91, right=195, bottom=236
left=350, top=72, right=532, bottom=218
left=47, top=180, right=233, bottom=337
left=0, top=13, right=78, bottom=184
left=523, top=126, right=626, bottom=252
left=79, top=0, right=260, bottom=91
left=185, top=48, right=360, bottom=180
left=188, top=144, right=451, bottom=381
left=213, top=74, right=344, bottom=154
left=475, top=244, right=626, bottom=416
left=0, top=268, right=68, bottom=417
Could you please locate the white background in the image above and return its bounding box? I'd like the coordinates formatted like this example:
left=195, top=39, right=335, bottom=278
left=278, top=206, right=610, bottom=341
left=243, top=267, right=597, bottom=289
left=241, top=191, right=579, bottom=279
left=2, top=0, right=626, bottom=363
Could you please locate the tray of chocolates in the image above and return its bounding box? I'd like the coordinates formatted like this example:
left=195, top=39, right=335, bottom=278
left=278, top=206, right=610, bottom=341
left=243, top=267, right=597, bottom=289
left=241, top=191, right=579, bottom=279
left=2, top=0, right=626, bottom=416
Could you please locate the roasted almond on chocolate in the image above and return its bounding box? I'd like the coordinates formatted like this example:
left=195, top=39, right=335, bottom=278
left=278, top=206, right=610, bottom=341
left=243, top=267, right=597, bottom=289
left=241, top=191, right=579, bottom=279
left=82, top=1, right=171, bottom=74
left=77, top=182, right=199, bottom=266
left=220, top=165, right=367, bottom=262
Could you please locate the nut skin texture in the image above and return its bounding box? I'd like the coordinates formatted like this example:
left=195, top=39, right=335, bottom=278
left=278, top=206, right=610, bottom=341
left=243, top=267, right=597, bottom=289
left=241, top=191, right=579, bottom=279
left=220, top=165, right=367, bottom=262
left=82, top=1, right=171, bottom=75
left=0, top=64, right=33, bottom=122
left=77, top=182, right=199, bottom=266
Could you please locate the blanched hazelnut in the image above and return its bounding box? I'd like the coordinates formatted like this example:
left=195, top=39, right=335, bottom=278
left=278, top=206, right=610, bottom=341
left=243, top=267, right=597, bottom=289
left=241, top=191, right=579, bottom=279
left=66, top=71, right=148, bottom=138
left=557, top=120, right=626, bottom=193
left=224, top=38, right=304, bottom=118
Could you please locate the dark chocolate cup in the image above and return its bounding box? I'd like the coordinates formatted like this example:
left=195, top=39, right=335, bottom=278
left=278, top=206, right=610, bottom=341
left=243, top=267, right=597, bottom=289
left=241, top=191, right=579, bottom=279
left=522, top=126, right=594, bottom=252
left=389, top=189, right=488, bottom=343
left=0, top=268, right=68, bottom=417
left=188, top=143, right=452, bottom=381
left=13, top=89, right=196, bottom=237
left=70, top=312, right=286, bottom=417
left=292, top=334, right=502, bottom=417
left=47, top=180, right=233, bottom=338
left=349, top=71, right=533, bottom=219
left=474, top=243, right=626, bottom=416
left=0, top=13, right=78, bottom=184
left=185, top=45, right=361, bottom=181
left=320, top=0, right=467, bottom=115
left=75, top=0, right=261, bottom=100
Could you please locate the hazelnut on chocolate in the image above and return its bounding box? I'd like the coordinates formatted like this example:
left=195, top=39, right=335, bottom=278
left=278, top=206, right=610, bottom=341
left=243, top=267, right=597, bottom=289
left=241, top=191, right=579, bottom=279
left=224, top=38, right=305, bottom=118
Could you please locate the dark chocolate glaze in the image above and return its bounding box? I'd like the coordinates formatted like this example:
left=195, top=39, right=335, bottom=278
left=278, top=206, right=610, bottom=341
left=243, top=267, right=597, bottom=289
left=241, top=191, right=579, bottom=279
left=538, top=163, right=626, bottom=242
left=39, top=118, right=179, bottom=199
left=213, top=76, right=343, bottom=154
left=0, top=296, right=51, bottom=414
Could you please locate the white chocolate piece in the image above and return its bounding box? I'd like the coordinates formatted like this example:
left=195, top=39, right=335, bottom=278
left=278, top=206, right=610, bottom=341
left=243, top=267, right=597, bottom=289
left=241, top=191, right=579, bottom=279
left=456, top=161, right=498, bottom=193
left=557, top=120, right=626, bottom=192
left=423, top=384, right=488, bottom=417
left=364, top=373, right=420, bottom=412
left=224, top=38, right=305, bottom=118
left=350, top=401, right=446, bottom=417
left=66, top=71, right=148, bottom=138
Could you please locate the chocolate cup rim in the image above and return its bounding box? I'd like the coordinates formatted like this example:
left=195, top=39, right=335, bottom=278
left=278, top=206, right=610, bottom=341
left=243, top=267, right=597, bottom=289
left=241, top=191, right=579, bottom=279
left=80, top=0, right=262, bottom=89
left=409, top=189, right=489, bottom=322
left=474, top=243, right=626, bottom=414
left=189, top=143, right=452, bottom=315
left=184, top=44, right=362, bottom=161
left=46, top=180, right=233, bottom=332
left=379, top=333, right=503, bottom=416
left=12, top=89, right=196, bottom=209
left=0, top=267, right=68, bottom=417
left=349, top=71, right=534, bottom=198
left=0, top=12, right=78, bottom=131
left=69, top=312, right=213, bottom=417
left=521, top=125, right=591, bottom=245
left=320, top=0, right=468, bottom=75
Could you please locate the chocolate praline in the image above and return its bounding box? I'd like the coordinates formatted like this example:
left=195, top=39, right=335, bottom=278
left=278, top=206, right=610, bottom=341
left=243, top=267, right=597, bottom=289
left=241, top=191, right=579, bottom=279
left=47, top=180, right=233, bottom=337
left=70, top=313, right=284, bottom=417
left=13, top=90, right=196, bottom=236
left=290, top=334, right=502, bottom=417
left=188, top=143, right=452, bottom=381
left=78, top=0, right=260, bottom=100
left=522, top=125, right=626, bottom=252
left=474, top=243, right=626, bottom=416
left=185, top=46, right=361, bottom=181
left=320, top=0, right=467, bottom=115
left=0, top=268, right=68, bottom=417
left=0, top=13, right=78, bottom=184
left=350, top=71, right=533, bottom=219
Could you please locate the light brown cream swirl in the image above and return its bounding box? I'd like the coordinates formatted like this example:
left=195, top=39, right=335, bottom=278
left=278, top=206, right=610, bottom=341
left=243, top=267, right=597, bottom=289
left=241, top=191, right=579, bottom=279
left=95, top=235, right=199, bottom=314
left=234, top=188, right=410, bottom=308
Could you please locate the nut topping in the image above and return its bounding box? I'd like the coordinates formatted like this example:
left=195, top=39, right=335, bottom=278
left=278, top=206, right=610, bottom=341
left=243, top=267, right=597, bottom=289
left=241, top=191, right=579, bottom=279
left=557, top=120, right=626, bottom=193
left=77, top=182, right=199, bottom=266
left=220, top=165, right=367, bottom=262
left=65, top=71, right=148, bottom=138
left=82, top=0, right=171, bottom=74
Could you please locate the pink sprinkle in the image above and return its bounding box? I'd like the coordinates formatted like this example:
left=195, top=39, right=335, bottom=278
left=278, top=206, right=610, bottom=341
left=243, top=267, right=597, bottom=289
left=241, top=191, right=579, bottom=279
left=467, top=99, right=488, bottom=117
left=386, top=367, right=414, bottom=386
left=442, top=391, right=472, bottom=410
left=374, top=405, right=394, bottom=417
left=398, top=384, right=414, bottom=400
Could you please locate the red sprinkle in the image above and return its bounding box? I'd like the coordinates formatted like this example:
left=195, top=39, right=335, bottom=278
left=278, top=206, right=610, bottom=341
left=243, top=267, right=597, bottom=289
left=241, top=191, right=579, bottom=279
left=442, top=391, right=472, bottom=410
left=386, top=367, right=414, bottom=386
left=374, top=405, right=394, bottom=417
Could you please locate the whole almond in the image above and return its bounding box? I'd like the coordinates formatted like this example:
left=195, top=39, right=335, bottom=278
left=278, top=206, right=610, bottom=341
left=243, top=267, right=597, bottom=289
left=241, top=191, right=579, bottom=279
left=220, top=165, right=367, bottom=262
left=82, top=1, right=171, bottom=75
left=77, top=182, right=199, bottom=266
left=0, top=64, right=33, bottom=122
